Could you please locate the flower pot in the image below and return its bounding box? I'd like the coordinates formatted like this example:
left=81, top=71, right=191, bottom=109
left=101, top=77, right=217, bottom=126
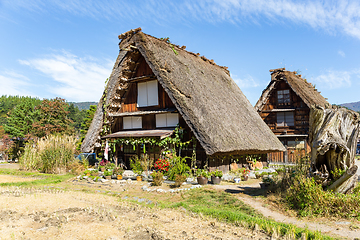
left=136, top=176, right=142, bottom=181
left=241, top=175, right=249, bottom=181
left=100, top=167, right=105, bottom=172
left=117, top=175, right=123, bottom=180
left=197, top=176, right=208, bottom=185
left=211, top=176, right=221, bottom=185
left=233, top=177, right=241, bottom=183
left=105, top=175, right=111, bottom=180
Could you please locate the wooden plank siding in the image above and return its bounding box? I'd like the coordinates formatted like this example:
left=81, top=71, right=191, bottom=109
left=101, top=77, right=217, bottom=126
left=120, top=56, right=175, bottom=114
left=259, top=80, right=311, bottom=163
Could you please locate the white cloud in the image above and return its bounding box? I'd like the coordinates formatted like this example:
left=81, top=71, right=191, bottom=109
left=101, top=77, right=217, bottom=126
left=19, top=51, right=112, bottom=102
left=5, top=0, right=360, bottom=40
left=312, top=70, right=352, bottom=89
left=232, top=74, right=259, bottom=88
left=0, top=71, right=35, bottom=97
left=338, top=50, right=345, bottom=57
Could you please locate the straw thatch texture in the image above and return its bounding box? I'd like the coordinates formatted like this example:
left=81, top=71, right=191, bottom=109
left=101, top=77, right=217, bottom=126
left=81, top=29, right=285, bottom=155
left=255, top=69, right=329, bottom=111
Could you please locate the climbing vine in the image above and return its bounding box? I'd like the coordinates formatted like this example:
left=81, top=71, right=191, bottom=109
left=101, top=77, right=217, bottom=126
left=111, top=126, right=192, bottom=153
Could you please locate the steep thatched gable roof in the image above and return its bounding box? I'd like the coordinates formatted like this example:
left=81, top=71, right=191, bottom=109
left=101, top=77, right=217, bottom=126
left=81, top=28, right=285, bottom=155
left=255, top=68, right=329, bottom=112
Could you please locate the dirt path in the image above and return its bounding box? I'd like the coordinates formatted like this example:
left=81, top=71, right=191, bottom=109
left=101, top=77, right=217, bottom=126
left=213, top=182, right=360, bottom=239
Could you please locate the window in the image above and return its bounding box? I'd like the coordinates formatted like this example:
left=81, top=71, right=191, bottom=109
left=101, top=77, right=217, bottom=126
left=123, top=116, right=142, bottom=129
left=156, top=113, right=179, bottom=127
left=277, top=112, right=294, bottom=127
left=277, top=89, right=290, bottom=104
left=137, top=80, right=158, bottom=107
left=287, top=140, right=305, bottom=149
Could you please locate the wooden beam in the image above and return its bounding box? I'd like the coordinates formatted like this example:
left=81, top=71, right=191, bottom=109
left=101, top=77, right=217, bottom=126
left=127, top=75, right=157, bottom=83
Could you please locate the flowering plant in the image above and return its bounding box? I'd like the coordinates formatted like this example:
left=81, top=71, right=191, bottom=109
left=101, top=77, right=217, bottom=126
left=154, top=158, right=170, bottom=173
left=99, top=159, right=109, bottom=166
left=241, top=168, right=250, bottom=177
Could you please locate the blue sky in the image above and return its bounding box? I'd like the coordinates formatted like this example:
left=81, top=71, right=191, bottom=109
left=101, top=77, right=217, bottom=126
left=1, top=0, right=360, bottom=105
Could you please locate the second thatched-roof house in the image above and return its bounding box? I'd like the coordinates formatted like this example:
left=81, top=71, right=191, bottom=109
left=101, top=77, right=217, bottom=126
left=81, top=28, right=285, bottom=172
left=255, top=68, right=329, bottom=163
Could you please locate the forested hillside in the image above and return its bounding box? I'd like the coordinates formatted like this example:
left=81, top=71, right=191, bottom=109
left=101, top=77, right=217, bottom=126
left=0, top=95, right=96, bottom=160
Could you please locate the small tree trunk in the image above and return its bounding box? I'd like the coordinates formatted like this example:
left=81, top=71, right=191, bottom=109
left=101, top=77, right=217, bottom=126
left=327, top=165, right=358, bottom=193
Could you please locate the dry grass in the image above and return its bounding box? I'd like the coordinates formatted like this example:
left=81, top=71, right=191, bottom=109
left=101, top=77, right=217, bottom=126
left=0, top=175, right=37, bottom=183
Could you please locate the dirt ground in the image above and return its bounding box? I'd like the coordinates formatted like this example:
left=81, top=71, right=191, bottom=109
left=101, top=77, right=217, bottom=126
left=0, top=185, right=271, bottom=240
left=1, top=164, right=358, bottom=239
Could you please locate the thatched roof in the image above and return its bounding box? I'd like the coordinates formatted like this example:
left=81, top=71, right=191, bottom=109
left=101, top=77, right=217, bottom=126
left=255, top=68, right=329, bottom=112
left=81, top=28, right=285, bottom=155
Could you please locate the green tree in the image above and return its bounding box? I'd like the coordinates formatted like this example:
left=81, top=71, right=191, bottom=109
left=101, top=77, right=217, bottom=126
left=0, top=95, right=41, bottom=126
left=67, top=103, right=87, bottom=132
left=76, top=105, right=97, bottom=150
left=80, top=105, right=97, bottom=136
left=32, top=98, right=74, bottom=138
left=4, top=98, right=40, bottom=138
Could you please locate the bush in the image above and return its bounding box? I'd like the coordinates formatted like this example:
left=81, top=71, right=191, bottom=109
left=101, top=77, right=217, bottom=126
left=167, top=156, right=190, bottom=181
left=151, top=171, right=164, bottom=186
left=19, top=134, right=77, bottom=174
left=273, top=156, right=360, bottom=219
left=174, top=174, right=187, bottom=188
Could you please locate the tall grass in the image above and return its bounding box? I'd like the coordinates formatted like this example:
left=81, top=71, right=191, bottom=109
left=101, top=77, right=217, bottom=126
left=19, top=134, right=77, bottom=174
left=272, top=156, right=360, bottom=219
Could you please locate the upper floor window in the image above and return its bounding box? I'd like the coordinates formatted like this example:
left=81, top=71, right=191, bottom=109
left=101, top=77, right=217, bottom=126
left=123, top=116, right=142, bottom=129
left=277, top=112, right=294, bottom=127
left=277, top=89, right=290, bottom=104
left=156, top=113, right=179, bottom=128
left=137, top=80, right=158, bottom=107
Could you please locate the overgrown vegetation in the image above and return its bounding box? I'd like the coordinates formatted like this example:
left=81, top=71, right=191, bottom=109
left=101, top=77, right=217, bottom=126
left=270, top=156, right=360, bottom=219
left=19, top=134, right=77, bottom=174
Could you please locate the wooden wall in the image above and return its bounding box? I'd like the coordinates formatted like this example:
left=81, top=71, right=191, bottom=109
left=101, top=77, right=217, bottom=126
left=259, top=81, right=310, bottom=135
left=120, top=57, right=175, bottom=113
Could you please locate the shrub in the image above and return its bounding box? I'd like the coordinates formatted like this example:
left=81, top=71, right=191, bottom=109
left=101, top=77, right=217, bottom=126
left=167, top=156, right=190, bottom=181
left=174, top=174, right=187, bottom=188
left=151, top=171, right=164, bottom=186
left=130, top=155, right=143, bottom=176
left=19, top=134, right=77, bottom=174
left=273, top=156, right=360, bottom=219
left=112, top=167, right=124, bottom=176
left=68, top=160, right=85, bottom=175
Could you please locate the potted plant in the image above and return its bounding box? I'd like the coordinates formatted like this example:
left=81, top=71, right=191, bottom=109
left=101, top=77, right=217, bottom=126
left=98, top=159, right=108, bottom=172
left=130, top=156, right=144, bottom=181
left=113, top=167, right=124, bottom=180
left=241, top=167, right=250, bottom=181
left=103, top=170, right=112, bottom=180
left=195, top=168, right=209, bottom=185
left=210, top=169, right=223, bottom=185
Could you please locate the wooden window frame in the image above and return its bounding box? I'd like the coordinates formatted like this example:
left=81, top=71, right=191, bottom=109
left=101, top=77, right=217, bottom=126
left=123, top=116, right=142, bottom=129
left=277, top=112, right=294, bottom=127
left=137, top=80, right=159, bottom=107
